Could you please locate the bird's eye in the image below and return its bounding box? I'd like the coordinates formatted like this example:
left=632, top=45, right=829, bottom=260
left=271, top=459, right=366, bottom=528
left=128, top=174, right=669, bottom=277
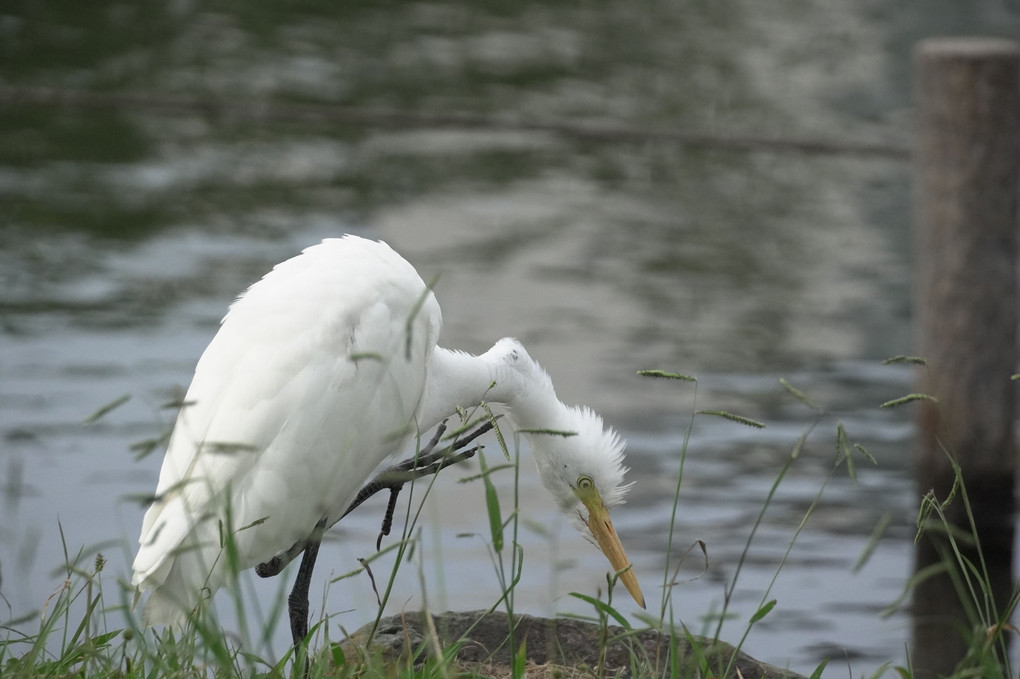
left=576, top=475, right=594, bottom=490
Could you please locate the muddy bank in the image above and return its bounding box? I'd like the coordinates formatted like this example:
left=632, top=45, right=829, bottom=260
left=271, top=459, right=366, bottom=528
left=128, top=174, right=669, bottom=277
left=343, top=610, right=807, bottom=678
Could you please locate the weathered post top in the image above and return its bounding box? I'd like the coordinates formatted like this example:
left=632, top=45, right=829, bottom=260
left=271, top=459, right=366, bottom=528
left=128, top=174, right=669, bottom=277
left=917, top=36, right=1020, bottom=57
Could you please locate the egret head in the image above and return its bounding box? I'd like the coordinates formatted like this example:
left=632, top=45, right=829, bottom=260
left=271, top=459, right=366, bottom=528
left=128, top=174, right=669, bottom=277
left=487, top=338, right=645, bottom=608
left=531, top=406, right=644, bottom=608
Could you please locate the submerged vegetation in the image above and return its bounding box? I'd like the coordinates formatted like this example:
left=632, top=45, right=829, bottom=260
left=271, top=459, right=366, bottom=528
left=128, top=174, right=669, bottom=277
left=1, top=366, right=1016, bottom=678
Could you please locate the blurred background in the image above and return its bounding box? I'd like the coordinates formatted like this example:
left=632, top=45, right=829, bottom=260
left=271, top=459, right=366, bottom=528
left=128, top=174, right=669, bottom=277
left=3, top=1, right=1019, bottom=674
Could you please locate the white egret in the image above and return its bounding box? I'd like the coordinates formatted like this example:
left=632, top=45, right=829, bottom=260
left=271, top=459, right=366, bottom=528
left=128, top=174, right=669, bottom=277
left=132, top=235, right=644, bottom=637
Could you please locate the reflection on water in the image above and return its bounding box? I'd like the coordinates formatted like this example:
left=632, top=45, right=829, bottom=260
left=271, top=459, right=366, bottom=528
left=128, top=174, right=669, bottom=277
left=2, top=1, right=1018, bottom=674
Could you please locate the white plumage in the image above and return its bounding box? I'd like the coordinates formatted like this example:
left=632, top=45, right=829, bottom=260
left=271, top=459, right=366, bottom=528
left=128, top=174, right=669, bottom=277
left=132, top=235, right=642, bottom=626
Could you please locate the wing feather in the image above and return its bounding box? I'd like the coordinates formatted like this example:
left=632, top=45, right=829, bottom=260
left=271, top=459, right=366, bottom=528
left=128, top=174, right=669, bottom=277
left=132, top=236, right=442, bottom=624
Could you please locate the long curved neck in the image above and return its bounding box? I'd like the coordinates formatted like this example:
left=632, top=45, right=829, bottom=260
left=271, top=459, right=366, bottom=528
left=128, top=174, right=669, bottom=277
left=422, top=340, right=628, bottom=512
left=420, top=343, right=567, bottom=433
left=419, top=347, right=495, bottom=429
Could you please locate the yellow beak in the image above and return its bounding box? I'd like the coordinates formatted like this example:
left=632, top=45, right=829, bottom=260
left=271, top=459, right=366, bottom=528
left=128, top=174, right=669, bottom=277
left=582, top=497, right=646, bottom=609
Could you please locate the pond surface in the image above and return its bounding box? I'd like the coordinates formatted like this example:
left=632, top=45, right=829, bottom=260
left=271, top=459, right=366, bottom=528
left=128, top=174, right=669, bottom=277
left=2, top=2, right=1018, bottom=674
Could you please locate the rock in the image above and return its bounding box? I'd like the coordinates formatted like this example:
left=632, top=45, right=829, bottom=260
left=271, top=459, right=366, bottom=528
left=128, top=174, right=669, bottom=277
left=341, top=610, right=807, bottom=678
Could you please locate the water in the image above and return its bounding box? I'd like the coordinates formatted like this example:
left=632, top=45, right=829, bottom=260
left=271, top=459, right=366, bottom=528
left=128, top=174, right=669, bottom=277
left=2, top=1, right=1018, bottom=674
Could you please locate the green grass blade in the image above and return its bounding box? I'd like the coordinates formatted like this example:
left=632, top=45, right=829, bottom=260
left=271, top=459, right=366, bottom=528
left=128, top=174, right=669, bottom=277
left=883, top=355, right=927, bottom=366
left=637, top=369, right=697, bottom=382
left=512, top=638, right=527, bottom=679
left=696, top=410, right=765, bottom=429
left=479, top=455, right=504, bottom=553
left=779, top=378, right=817, bottom=410
left=749, top=599, right=776, bottom=624
left=881, top=393, right=937, bottom=408
left=836, top=422, right=857, bottom=483
left=853, top=513, right=892, bottom=573
left=854, top=442, right=878, bottom=465
left=568, top=592, right=631, bottom=629
left=82, top=393, right=131, bottom=423
left=482, top=402, right=510, bottom=461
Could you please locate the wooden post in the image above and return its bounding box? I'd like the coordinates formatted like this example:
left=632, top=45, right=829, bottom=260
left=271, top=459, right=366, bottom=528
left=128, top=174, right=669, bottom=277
left=912, top=38, right=1020, bottom=678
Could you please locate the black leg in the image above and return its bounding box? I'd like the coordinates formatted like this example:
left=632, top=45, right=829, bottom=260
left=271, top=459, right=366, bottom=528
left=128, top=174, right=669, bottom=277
left=377, top=486, right=401, bottom=551
left=288, top=517, right=324, bottom=669
left=259, top=415, right=499, bottom=673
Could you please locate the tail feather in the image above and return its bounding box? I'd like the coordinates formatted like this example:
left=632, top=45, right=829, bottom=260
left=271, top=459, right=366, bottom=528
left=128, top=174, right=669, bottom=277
left=133, top=524, right=224, bottom=628
left=140, top=586, right=193, bottom=629
left=136, top=555, right=216, bottom=628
